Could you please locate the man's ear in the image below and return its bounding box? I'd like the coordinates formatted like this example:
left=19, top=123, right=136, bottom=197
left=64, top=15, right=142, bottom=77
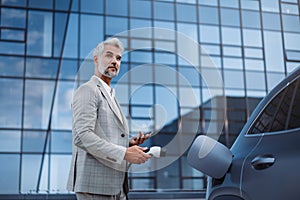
left=94, top=56, right=98, bottom=65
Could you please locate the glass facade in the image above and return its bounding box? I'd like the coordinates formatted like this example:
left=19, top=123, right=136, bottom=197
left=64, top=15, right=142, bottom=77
left=0, top=0, right=299, bottom=195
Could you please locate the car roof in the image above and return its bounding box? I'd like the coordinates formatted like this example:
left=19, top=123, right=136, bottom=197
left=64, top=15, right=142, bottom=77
left=238, top=65, right=300, bottom=136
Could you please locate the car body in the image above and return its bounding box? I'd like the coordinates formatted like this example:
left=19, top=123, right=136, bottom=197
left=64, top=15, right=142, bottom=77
left=188, top=66, right=300, bottom=200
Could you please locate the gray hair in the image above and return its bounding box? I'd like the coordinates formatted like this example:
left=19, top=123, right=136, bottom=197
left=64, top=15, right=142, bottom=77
left=93, top=37, right=124, bottom=57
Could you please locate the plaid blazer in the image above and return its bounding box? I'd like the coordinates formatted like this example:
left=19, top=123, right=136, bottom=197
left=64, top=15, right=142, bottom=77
left=67, top=75, right=129, bottom=195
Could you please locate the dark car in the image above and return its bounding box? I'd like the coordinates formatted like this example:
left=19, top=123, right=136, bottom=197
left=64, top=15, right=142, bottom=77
left=187, top=66, right=300, bottom=200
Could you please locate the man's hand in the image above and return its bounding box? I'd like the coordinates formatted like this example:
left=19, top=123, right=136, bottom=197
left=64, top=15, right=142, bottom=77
left=124, top=145, right=152, bottom=164
left=129, top=131, right=151, bottom=146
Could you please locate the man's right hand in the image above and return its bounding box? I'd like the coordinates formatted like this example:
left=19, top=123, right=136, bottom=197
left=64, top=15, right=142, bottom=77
left=124, top=145, right=152, bottom=164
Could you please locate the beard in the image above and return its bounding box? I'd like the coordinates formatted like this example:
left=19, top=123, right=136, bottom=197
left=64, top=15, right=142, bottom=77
left=97, top=63, right=119, bottom=78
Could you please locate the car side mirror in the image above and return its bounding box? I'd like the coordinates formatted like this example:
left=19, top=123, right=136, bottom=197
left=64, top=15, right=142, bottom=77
left=187, top=135, right=232, bottom=179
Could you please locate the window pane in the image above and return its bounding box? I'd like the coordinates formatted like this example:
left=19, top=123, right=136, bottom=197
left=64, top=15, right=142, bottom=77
left=281, top=3, right=299, bottom=15
left=199, top=6, right=219, bottom=25
left=154, top=2, right=174, bottom=21
left=177, top=23, right=198, bottom=41
left=243, top=29, right=262, bottom=47
left=224, top=70, right=244, bottom=89
left=106, top=16, right=128, bottom=36
left=130, top=85, right=153, bottom=105
left=0, top=78, right=23, bottom=128
left=80, top=0, right=103, bottom=14
left=1, top=8, right=26, bottom=28
left=29, top=0, right=53, bottom=9
left=242, top=10, right=261, bottom=29
left=264, top=31, right=284, bottom=72
left=200, top=25, right=220, bottom=44
left=21, top=154, right=48, bottom=193
left=1, top=29, right=25, bottom=41
left=2, top=0, right=26, bottom=6
left=59, top=59, right=78, bottom=80
left=262, top=13, right=281, bottom=31
left=23, top=131, right=47, bottom=153
left=0, top=56, right=24, bottom=76
left=130, top=0, right=151, bottom=18
left=261, top=0, right=279, bottom=12
left=50, top=155, right=72, bottom=193
left=221, top=8, right=240, bottom=27
left=282, top=15, right=300, bottom=33
left=0, top=154, right=20, bottom=193
left=106, top=0, right=128, bottom=16
left=0, top=41, right=25, bottom=55
left=26, top=58, right=59, bottom=78
left=51, top=81, right=73, bottom=129
left=24, top=80, right=55, bottom=129
left=0, top=131, right=21, bottom=152
left=284, top=32, right=300, bottom=51
left=222, top=27, right=241, bottom=45
left=80, top=15, right=103, bottom=58
left=27, top=11, right=53, bottom=56
left=62, top=14, right=79, bottom=58
left=246, top=71, right=266, bottom=90
left=54, top=12, right=68, bottom=57
left=176, top=4, right=196, bottom=22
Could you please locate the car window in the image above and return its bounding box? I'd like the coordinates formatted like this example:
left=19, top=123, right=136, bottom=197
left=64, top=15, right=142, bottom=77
left=248, top=78, right=300, bottom=134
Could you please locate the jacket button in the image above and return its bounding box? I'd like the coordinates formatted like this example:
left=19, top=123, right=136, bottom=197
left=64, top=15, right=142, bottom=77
left=121, top=133, right=125, bottom=137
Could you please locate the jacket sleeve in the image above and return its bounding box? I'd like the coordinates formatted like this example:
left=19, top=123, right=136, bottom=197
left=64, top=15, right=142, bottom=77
left=72, top=84, right=126, bottom=165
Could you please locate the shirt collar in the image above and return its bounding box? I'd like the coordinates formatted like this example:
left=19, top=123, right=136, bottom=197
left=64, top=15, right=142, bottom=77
left=93, top=75, right=115, bottom=97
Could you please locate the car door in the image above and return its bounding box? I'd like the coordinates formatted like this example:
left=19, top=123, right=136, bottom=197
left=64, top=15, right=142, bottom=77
left=240, top=77, right=300, bottom=200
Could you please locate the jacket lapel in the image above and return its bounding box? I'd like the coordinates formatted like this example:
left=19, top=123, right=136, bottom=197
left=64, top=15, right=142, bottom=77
left=91, top=76, right=124, bottom=125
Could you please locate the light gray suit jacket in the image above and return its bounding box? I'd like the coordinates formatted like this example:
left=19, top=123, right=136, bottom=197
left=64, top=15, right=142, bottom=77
left=67, top=75, right=129, bottom=195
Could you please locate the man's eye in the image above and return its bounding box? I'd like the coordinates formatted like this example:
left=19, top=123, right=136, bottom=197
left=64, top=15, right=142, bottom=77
left=116, top=56, right=122, bottom=61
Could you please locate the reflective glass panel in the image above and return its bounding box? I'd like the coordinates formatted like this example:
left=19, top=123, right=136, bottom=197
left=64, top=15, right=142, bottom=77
left=242, top=10, right=261, bottom=29
left=80, top=15, right=103, bottom=58
left=0, top=56, right=24, bottom=76
left=21, top=154, right=48, bottom=193
left=51, top=81, right=73, bottom=130
left=246, top=71, right=266, bottom=90
left=0, top=78, right=23, bottom=128
left=243, top=29, right=262, bottom=47
left=154, top=2, right=175, bottom=21
left=22, top=131, right=48, bottom=153
left=50, top=155, right=71, bottom=193
left=29, top=0, right=53, bottom=9
left=221, top=8, right=240, bottom=27
left=62, top=14, right=79, bottom=58
left=24, top=80, right=55, bottom=129
left=199, top=6, right=219, bottom=25
left=0, top=154, right=20, bottom=193
left=224, top=70, right=244, bottom=89
left=200, top=25, right=220, bottom=44
left=176, top=4, right=197, bottom=22
left=27, top=11, right=53, bottom=56
left=26, top=58, right=59, bottom=78
left=106, top=0, right=128, bottom=16
left=262, top=13, right=281, bottom=31
left=80, top=0, right=103, bottom=14
left=0, top=131, right=20, bottom=152
left=106, top=17, right=128, bottom=36
left=282, top=15, right=300, bottom=33
left=221, top=27, right=241, bottom=45
left=130, top=0, right=151, bottom=18
left=264, top=31, right=284, bottom=72
left=1, top=8, right=26, bottom=28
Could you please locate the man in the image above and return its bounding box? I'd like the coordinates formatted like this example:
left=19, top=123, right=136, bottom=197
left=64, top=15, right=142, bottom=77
left=67, top=37, right=152, bottom=200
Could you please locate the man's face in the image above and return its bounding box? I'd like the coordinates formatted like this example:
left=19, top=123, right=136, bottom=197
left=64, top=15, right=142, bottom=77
left=97, top=45, right=122, bottom=78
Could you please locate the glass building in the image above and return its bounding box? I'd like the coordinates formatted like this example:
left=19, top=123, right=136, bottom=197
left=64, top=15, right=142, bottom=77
left=0, top=0, right=299, bottom=196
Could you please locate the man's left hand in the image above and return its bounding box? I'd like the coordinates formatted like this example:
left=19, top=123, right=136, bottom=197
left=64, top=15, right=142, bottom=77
left=129, top=131, right=151, bottom=146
